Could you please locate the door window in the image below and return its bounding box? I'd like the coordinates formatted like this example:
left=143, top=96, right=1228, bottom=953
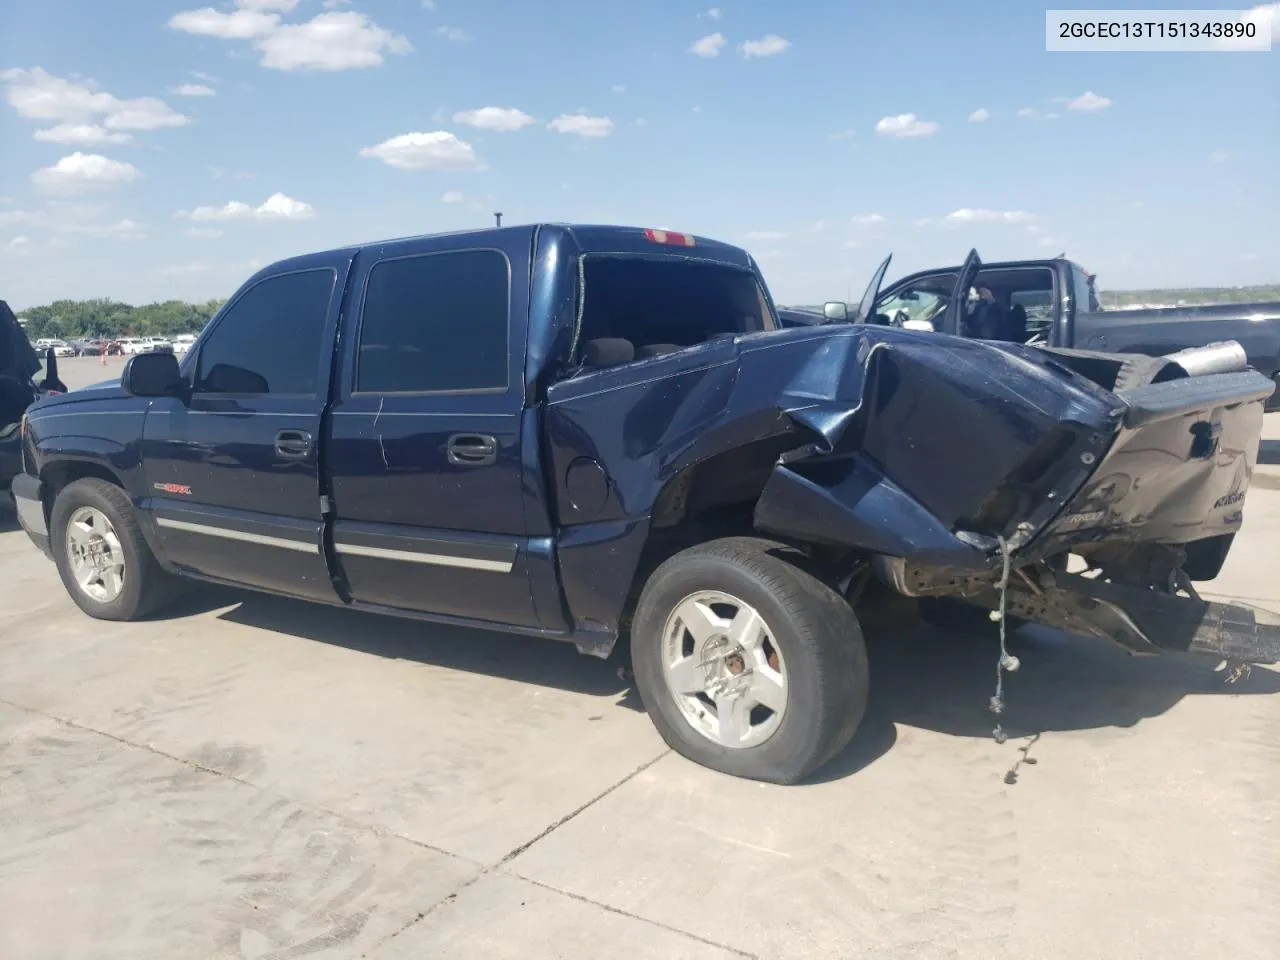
left=194, top=268, right=336, bottom=396
left=356, top=249, right=510, bottom=394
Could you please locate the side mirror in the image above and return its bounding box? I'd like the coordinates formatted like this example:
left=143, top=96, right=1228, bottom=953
left=122, top=351, right=184, bottom=398
left=822, top=301, right=849, bottom=322
left=902, top=319, right=936, bottom=333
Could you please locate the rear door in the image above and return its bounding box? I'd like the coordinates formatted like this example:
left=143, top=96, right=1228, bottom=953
left=140, top=257, right=350, bottom=602
left=325, top=231, right=540, bottom=628
left=937, top=249, right=983, bottom=337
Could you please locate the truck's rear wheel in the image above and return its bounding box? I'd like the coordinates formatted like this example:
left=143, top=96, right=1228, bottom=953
left=630, top=537, right=869, bottom=784
left=50, top=478, right=175, bottom=621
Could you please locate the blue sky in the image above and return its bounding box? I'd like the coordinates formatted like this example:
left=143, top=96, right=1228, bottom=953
left=1, top=0, right=1276, bottom=309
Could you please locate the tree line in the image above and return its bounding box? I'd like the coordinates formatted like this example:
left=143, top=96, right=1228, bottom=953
left=14, top=298, right=226, bottom=341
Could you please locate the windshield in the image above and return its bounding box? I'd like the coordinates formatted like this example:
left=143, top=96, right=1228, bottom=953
left=874, top=274, right=956, bottom=326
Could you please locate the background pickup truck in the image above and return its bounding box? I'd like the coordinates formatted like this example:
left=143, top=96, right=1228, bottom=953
left=803, top=253, right=1280, bottom=410
left=11, top=224, right=1280, bottom=785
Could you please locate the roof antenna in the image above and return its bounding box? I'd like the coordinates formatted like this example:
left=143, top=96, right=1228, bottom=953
left=494, top=212, right=503, bottom=228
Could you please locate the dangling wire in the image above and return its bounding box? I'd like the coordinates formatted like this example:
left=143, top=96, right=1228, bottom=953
left=989, top=534, right=1021, bottom=744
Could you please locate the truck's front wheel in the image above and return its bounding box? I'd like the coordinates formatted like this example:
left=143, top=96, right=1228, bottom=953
left=50, top=478, right=175, bottom=621
left=630, top=537, right=869, bottom=784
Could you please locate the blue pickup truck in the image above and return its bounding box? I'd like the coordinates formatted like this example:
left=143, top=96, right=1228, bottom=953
left=11, top=223, right=1280, bottom=783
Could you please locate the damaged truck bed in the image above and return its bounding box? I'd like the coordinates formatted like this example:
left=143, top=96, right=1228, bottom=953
left=13, top=223, right=1278, bottom=784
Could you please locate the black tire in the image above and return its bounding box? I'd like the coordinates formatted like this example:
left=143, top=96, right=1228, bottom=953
left=50, top=477, right=176, bottom=621
left=630, top=537, right=869, bottom=784
left=918, top=596, right=1026, bottom=634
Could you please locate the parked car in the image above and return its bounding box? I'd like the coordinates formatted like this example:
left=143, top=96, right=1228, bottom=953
left=1, top=301, right=67, bottom=507
left=819, top=252, right=1280, bottom=408
left=171, top=333, right=198, bottom=356
left=10, top=224, right=1280, bottom=784
left=34, top=338, right=76, bottom=358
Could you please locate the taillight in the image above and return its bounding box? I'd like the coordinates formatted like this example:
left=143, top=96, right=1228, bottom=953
left=644, top=228, right=695, bottom=248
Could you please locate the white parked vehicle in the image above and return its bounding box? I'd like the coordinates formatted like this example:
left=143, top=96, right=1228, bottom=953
left=35, top=338, right=76, bottom=358
left=171, top=333, right=198, bottom=355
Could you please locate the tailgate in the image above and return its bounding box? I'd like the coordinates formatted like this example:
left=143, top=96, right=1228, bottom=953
left=1032, top=369, right=1275, bottom=554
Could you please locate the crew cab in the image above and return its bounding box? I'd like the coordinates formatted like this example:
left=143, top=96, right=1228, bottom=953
left=11, top=225, right=1280, bottom=784
left=819, top=253, right=1280, bottom=408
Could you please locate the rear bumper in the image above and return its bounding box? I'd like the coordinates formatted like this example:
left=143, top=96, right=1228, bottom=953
left=11, top=472, right=51, bottom=558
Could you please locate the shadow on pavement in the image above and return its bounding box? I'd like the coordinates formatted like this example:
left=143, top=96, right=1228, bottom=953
left=813, top=619, right=1280, bottom=782
left=166, top=582, right=1280, bottom=782
left=209, top=588, right=642, bottom=709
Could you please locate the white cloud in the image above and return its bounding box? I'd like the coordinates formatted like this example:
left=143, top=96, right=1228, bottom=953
left=238, top=0, right=299, bottom=10
left=842, top=239, right=861, bottom=249
left=635, top=117, right=647, bottom=127
left=968, top=108, right=990, bottom=123
left=1037, top=237, right=1059, bottom=248
left=702, top=7, right=722, bottom=18
left=0, top=209, right=48, bottom=228
left=745, top=230, right=787, bottom=241
left=1016, top=107, right=1038, bottom=118
left=256, top=12, right=413, bottom=71
left=1065, top=91, right=1111, bottom=112
left=435, top=26, right=468, bottom=41
left=740, top=34, right=790, bottom=58
left=31, top=153, right=143, bottom=195
left=190, top=72, right=219, bottom=83
left=48, top=237, right=70, bottom=249
left=875, top=113, right=939, bottom=137
left=1214, top=4, right=1279, bottom=46
left=829, top=128, right=856, bottom=140
left=256, top=192, right=315, bottom=219
left=359, top=131, right=481, bottom=170
left=851, top=213, right=886, bottom=226
left=440, top=190, right=464, bottom=203
left=61, top=218, right=145, bottom=239
left=168, top=7, right=281, bottom=38
left=452, top=106, right=536, bottom=131
left=33, top=124, right=134, bottom=145
left=160, top=261, right=211, bottom=276
left=611, top=84, right=626, bottom=94
left=4, top=236, right=31, bottom=254
left=1, top=67, right=188, bottom=131
left=184, top=192, right=315, bottom=221
left=188, top=227, right=224, bottom=238
left=945, top=208, right=1035, bottom=224
left=1209, top=150, right=1233, bottom=162
left=688, top=33, right=726, bottom=57
left=547, top=113, right=615, bottom=137
left=172, top=83, right=216, bottom=97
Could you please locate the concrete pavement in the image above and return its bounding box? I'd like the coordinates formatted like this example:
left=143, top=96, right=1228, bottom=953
left=1, top=357, right=1277, bottom=959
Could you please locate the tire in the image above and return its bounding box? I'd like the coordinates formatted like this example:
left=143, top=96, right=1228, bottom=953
left=918, top=596, right=1026, bottom=635
left=630, top=536, right=869, bottom=784
left=50, top=477, right=176, bottom=621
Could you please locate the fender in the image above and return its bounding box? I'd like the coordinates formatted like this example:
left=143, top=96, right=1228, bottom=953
left=544, top=326, right=1127, bottom=647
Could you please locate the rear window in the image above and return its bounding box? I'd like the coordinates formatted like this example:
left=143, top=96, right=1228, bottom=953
left=357, top=249, right=510, bottom=394
left=576, top=257, right=775, bottom=355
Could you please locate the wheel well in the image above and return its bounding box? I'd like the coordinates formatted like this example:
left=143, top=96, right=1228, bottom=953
left=622, top=435, right=849, bottom=628
left=40, top=461, right=125, bottom=520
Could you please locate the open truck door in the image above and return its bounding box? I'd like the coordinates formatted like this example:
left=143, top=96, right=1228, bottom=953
left=852, top=254, right=893, bottom=324
left=938, top=248, right=982, bottom=337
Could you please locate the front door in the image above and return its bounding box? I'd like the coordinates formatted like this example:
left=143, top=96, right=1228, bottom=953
left=141, top=259, right=350, bottom=602
left=325, top=233, right=540, bottom=628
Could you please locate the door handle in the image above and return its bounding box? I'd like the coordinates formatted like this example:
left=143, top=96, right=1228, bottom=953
left=447, top=433, right=498, bottom=467
left=275, top=429, right=313, bottom=460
